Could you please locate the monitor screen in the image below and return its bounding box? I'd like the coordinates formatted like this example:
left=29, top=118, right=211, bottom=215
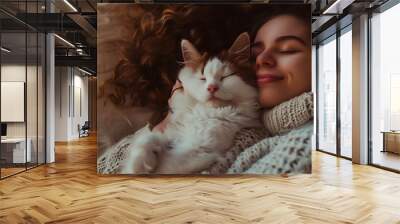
left=1, top=123, right=7, bottom=137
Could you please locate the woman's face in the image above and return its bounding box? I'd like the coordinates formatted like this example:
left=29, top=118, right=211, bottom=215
left=252, top=14, right=311, bottom=108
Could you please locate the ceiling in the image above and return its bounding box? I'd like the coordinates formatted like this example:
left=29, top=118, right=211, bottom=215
left=0, top=0, right=390, bottom=74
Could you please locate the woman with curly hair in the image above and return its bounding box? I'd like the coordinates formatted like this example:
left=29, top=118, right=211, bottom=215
left=97, top=4, right=313, bottom=175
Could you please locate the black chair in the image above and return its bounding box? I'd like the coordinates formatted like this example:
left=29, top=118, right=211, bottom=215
left=79, top=121, right=90, bottom=138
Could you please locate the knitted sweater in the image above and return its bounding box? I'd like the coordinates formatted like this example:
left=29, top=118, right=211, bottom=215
left=98, top=92, right=313, bottom=175
left=204, top=92, right=313, bottom=174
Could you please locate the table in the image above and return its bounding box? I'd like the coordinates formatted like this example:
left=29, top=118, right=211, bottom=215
left=381, top=131, right=400, bottom=155
left=1, top=138, right=32, bottom=163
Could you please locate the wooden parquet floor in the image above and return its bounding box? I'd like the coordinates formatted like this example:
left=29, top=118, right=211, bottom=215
left=1, top=167, right=26, bottom=178
left=1, top=135, right=400, bottom=224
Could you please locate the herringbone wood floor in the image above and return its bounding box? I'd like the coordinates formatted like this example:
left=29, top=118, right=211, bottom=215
left=1, top=135, right=400, bottom=224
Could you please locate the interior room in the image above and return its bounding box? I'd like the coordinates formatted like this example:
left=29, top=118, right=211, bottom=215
left=0, top=0, right=399, bottom=223
left=1, top=18, right=46, bottom=178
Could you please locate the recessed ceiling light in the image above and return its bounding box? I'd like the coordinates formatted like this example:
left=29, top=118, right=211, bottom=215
left=54, top=34, right=75, bottom=48
left=77, top=67, right=93, bottom=76
left=323, top=0, right=354, bottom=15
left=63, top=0, right=78, bottom=12
left=1, top=47, right=11, bottom=53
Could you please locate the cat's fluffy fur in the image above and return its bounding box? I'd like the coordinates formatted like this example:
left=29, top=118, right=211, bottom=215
left=122, top=32, right=261, bottom=174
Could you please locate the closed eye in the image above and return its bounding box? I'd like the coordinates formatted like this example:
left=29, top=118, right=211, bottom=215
left=279, top=49, right=301, bottom=54
left=221, top=72, right=238, bottom=80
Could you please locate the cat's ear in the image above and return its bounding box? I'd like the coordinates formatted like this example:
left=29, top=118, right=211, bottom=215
left=181, top=39, right=201, bottom=67
left=228, top=32, right=251, bottom=63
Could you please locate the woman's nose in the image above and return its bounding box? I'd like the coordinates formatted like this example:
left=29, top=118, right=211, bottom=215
left=256, top=50, right=276, bottom=68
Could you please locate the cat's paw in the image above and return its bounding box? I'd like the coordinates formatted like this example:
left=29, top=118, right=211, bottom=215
left=125, top=129, right=168, bottom=174
left=131, top=140, right=163, bottom=174
left=130, top=146, right=159, bottom=174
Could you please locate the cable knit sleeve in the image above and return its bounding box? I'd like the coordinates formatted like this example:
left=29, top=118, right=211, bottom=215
left=228, top=122, right=313, bottom=174
left=226, top=135, right=279, bottom=174
left=97, top=134, right=136, bottom=174
left=205, top=92, right=314, bottom=175
left=203, top=128, right=269, bottom=174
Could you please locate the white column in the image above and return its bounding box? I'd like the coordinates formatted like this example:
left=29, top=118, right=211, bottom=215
left=45, top=1, right=56, bottom=163
left=352, top=14, right=369, bottom=164
left=46, top=33, right=55, bottom=163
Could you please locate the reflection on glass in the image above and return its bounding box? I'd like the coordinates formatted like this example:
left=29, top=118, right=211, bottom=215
left=318, top=36, right=337, bottom=154
left=1, top=31, right=28, bottom=177
left=371, top=3, right=400, bottom=171
left=38, top=33, right=46, bottom=165
left=27, top=31, right=38, bottom=169
left=340, top=29, right=352, bottom=158
left=0, top=1, right=46, bottom=179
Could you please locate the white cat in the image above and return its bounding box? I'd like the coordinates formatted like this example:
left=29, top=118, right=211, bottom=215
left=122, top=32, right=261, bottom=174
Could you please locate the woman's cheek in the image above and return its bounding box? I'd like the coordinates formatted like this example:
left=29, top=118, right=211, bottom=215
left=276, top=54, right=311, bottom=95
left=277, top=54, right=309, bottom=79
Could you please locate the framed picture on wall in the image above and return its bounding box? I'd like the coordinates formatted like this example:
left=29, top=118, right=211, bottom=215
left=1, top=81, right=25, bottom=123
left=97, top=3, right=313, bottom=175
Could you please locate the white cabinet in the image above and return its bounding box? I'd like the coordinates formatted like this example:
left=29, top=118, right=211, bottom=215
left=1, top=138, right=32, bottom=163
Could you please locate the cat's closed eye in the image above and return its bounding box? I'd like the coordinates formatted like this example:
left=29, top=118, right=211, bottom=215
left=220, top=72, right=237, bottom=81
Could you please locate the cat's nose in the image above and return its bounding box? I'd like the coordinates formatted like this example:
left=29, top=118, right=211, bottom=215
left=207, top=84, right=219, bottom=93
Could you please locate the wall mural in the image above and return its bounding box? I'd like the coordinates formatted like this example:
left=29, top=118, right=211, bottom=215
left=97, top=3, right=313, bottom=175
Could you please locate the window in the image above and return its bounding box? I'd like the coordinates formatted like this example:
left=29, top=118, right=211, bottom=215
left=317, top=35, right=337, bottom=154
left=339, top=27, right=352, bottom=158
left=370, top=2, right=400, bottom=171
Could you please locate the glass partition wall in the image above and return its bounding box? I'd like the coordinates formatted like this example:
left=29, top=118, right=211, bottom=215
left=0, top=2, right=46, bottom=179
left=339, top=26, right=352, bottom=159
left=370, top=2, right=400, bottom=172
left=317, top=35, right=337, bottom=155
left=316, top=25, right=353, bottom=159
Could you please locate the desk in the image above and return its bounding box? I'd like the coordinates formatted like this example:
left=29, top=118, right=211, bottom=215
left=1, top=138, right=32, bottom=163
left=381, top=131, right=400, bottom=155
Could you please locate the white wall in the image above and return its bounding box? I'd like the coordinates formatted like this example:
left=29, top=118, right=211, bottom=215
left=72, top=73, right=89, bottom=138
left=55, top=66, right=69, bottom=141
left=55, top=67, right=89, bottom=141
left=1, top=63, right=46, bottom=164
left=1, top=65, right=37, bottom=138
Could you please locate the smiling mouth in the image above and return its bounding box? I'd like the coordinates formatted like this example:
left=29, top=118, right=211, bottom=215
left=257, top=74, right=284, bottom=85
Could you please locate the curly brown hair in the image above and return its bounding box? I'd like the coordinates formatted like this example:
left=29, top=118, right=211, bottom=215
left=101, top=5, right=251, bottom=109
left=100, top=4, right=310, bottom=112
